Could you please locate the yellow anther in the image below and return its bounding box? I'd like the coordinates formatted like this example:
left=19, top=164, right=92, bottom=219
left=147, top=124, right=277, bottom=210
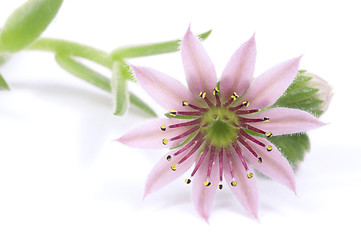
left=265, top=132, right=272, bottom=138
left=170, top=110, right=177, bottom=116
left=162, top=138, right=169, bottom=145
left=231, top=181, right=238, bottom=187
left=166, top=155, right=172, bottom=161
left=258, top=157, right=263, bottom=163
left=204, top=181, right=212, bottom=187
left=182, top=101, right=189, bottom=106
left=160, top=124, right=166, bottom=131
left=170, top=164, right=177, bottom=171
left=218, top=184, right=223, bottom=190
left=263, top=117, right=270, bottom=122
left=199, top=91, right=206, bottom=99
left=185, top=178, right=192, bottom=184
left=267, top=145, right=273, bottom=152
left=247, top=173, right=254, bottom=179
left=242, top=101, right=249, bottom=107
left=213, top=87, right=220, bottom=96
left=231, top=92, right=239, bottom=100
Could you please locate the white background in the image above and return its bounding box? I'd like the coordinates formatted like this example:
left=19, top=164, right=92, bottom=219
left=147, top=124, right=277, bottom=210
left=1, top=0, right=360, bottom=239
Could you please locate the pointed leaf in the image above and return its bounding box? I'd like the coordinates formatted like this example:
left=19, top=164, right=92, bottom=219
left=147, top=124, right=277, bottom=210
left=111, top=61, right=129, bottom=116
left=28, top=38, right=113, bottom=68
left=273, top=70, right=325, bottom=117
left=0, top=0, right=63, bottom=52
left=267, top=133, right=310, bottom=169
left=55, top=53, right=111, bottom=91
left=55, top=54, right=156, bottom=117
left=0, top=73, right=10, bottom=90
left=111, top=29, right=212, bottom=60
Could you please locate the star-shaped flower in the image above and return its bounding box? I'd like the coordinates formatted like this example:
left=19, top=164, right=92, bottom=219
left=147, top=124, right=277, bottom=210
left=117, top=27, right=324, bottom=221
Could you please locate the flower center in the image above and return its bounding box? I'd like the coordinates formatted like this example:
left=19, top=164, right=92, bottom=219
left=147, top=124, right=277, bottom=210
left=161, top=88, right=274, bottom=189
left=200, top=107, right=239, bottom=148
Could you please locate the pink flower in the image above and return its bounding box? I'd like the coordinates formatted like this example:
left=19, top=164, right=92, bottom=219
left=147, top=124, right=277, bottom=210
left=117, top=28, right=324, bottom=221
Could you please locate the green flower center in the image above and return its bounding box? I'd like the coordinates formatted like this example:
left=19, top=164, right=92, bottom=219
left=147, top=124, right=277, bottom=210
left=200, top=107, right=240, bottom=148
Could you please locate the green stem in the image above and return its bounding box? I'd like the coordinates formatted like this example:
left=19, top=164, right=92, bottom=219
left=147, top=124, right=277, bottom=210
left=55, top=53, right=156, bottom=117
left=28, top=37, right=113, bottom=68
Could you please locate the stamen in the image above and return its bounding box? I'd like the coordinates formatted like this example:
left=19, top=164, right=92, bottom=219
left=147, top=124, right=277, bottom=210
left=267, top=145, right=273, bottom=151
left=247, top=172, right=254, bottom=179
left=169, top=110, right=177, bottom=116
left=224, top=92, right=239, bottom=107
left=213, top=88, right=221, bottom=107
left=162, top=139, right=169, bottom=145
left=232, top=143, right=249, bottom=171
left=173, top=132, right=203, bottom=156
left=204, top=97, right=214, bottom=107
left=218, top=184, right=223, bottom=190
left=169, top=118, right=202, bottom=129
left=225, top=148, right=235, bottom=180
left=235, top=109, right=260, bottom=115
left=182, top=101, right=208, bottom=112
left=239, top=117, right=265, bottom=123
left=160, top=124, right=166, bottom=131
left=239, top=137, right=263, bottom=163
left=218, top=148, right=224, bottom=183
left=229, top=101, right=250, bottom=111
left=170, top=126, right=199, bottom=141
left=190, top=144, right=210, bottom=177
left=263, top=117, right=270, bottom=122
left=231, top=92, right=239, bottom=100
left=166, top=155, right=172, bottom=161
left=176, top=111, right=203, bottom=116
left=177, top=140, right=204, bottom=164
left=242, top=124, right=266, bottom=135
left=226, top=149, right=237, bottom=187
left=170, top=164, right=177, bottom=171
left=239, top=130, right=266, bottom=147
left=238, top=137, right=258, bottom=159
left=206, top=146, right=216, bottom=179
left=204, top=181, right=212, bottom=187
left=199, top=91, right=214, bottom=107
left=185, top=178, right=192, bottom=184
left=265, top=132, right=273, bottom=138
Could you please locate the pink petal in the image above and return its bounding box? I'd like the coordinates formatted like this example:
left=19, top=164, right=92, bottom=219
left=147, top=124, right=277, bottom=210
left=223, top=147, right=259, bottom=219
left=242, top=137, right=296, bottom=193
left=192, top=154, right=219, bottom=222
left=116, top=118, right=194, bottom=149
left=131, top=65, right=200, bottom=111
left=220, top=34, right=256, bottom=101
left=144, top=148, right=199, bottom=197
left=180, top=27, right=217, bottom=100
left=242, top=56, right=301, bottom=109
left=250, top=107, right=325, bottom=135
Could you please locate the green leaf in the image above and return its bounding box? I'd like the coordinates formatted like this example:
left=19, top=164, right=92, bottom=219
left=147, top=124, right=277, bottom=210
left=55, top=54, right=156, bottom=117
left=0, top=73, right=10, bottom=90
left=129, top=93, right=157, bottom=117
left=111, top=61, right=129, bottom=116
left=55, top=54, right=111, bottom=92
left=28, top=38, right=113, bottom=69
left=111, top=29, right=212, bottom=60
left=273, top=70, right=324, bottom=117
left=0, top=0, right=63, bottom=52
left=267, top=133, right=310, bottom=169
left=260, top=70, right=328, bottom=168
